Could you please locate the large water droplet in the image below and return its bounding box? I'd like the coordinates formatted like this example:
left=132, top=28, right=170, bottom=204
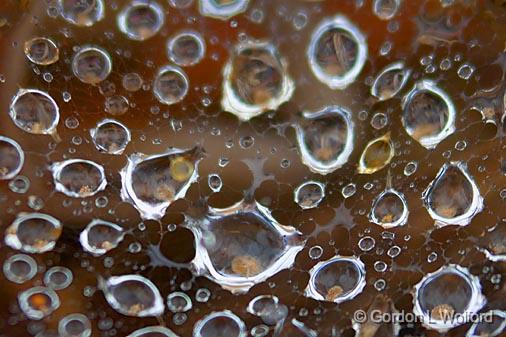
left=79, top=219, right=125, bottom=256
left=117, top=0, right=165, bottom=41
left=199, top=0, right=250, bottom=20
left=193, top=310, right=246, bottom=337
left=18, top=286, right=60, bottom=320
left=9, top=89, right=60, bottom=135
left=153, top=65, right=189, bottom=105
left=371, top=61, right=410, bottom=101
left=58, top=0, right=105, bottom=27
left=0, top=136, right=24, bottom=180
left=357, top=132, right=394, bottom=174
left=167, top=30, right=206, bottom=67
left=24, top=37, right=60, bottom=65
left=90, top=119, right=131, bottom=155
left=294, top=181, right=325, bottom=209
left=72, top=46, right=112, bottom=84
left=369, top=188, right=409, bottom=228
left=51, top=159, right=107, bottom=198
left=5, top=213, right=62, bottom=253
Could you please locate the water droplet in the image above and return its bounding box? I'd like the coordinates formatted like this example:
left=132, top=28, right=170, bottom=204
left=58, top=0, right=105, bottom=26
left=117, top=0, right=165, bottom=41
left=153, top=65, right=189, bottom=105
left=369, top=188, right=409, bottom=228
left=358, top=132, right=394, bottom=174
left=167, top=30, right=206, bottom=67
left=58, top=313, right=92, bottom=337
left=372, top=0, right=401, bottom=20
left=44, top=266, right=73, bottom=290
left=127, top=326, right=178, bottom=337
left=5, top=213, right=62, bottom=253
left=342, top=183, right=356, bottom=198
left=79, top=219, right=125, bottom=256
left=90, top=119, right=131, bottom=155
left=24, top=37, right=59, bottom=65
left=208, top=174, right=223, bottom=192
left=51, top=159, right=107, bottom=198
left=199, top=0, right=250, bottom=20
left=9, top=88, right=59, bottom=135
left=0, top=136, right=24, bottom=180
left=371, top=61, right=410, bottom=100
left=72, top=46, right=112, bottom=84
left=358, top=236, right=375, bottom=251
left=193, top=310, right=246, bottom=337
left=166, top=291, right=192, bottom=313
left=3, top=254, right=37, bottom=284
left=18, top=286, right=60, bottom=320
left=294, top=181, right=325, bottom=209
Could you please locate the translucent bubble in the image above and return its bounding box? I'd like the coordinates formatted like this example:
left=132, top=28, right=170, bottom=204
left=18, top=286, right=60, bottom=320
left=4, top=212, right=62, bottom=253
left=307, top=15, right=367, bottom=89
left=294, top=106, right=354, bottom=175
left=72, top=46, right=112, bottom=84
left=51, top=159, right=107, bottom=198
left=371, top=61, right=410, bottom=101
left=100, top=274, right=165, bottom=317
left=369, top=188, right=409, bottom=228
left=117, top=0, right=165, bottom=41
left=79, top=219, right=125, bottom=256
left=166, top=291, right=192, bottom=313
left=372, top=0, right=400, bottom=20
left=358, top=132, right=394, bottom=174
left=127, top=326, right=179, bottom=337
left=402, top=80, right=456, bottom=149
left=3, top=254, right=37, bottom=284
left=413, top=264, right=486, bottom=332
left=58, top=313, right=92, bottom=337
left=24, top=37, right=60, bottom=65
left=0, top=136, right=24, bottom=180
left=193, top=310, right=246, bottom=337
left=305, top=256, right=366, bottom=303
left=153, top=65, right=189, bottom=105
left=208, top=173, right=223, bottom=192
left=44, top=266, right=73, bottom=290
left=9, top=88, right=60, bottom=135
left=167, top=30, right=206, bottom=67
left=294, top=181, right=325, bottom=209
left=199, top=0, right=250, bottom=20
left=58, top=0, right=105, bottom=27
left=358, top=236, right=375, bottom=251
left=342, top=183, right=356, bottom=198
left=422, top=162, right=483, bottom=227
left=190, top=200, right=305, bottom=294
left=122, top=73, right=143, bottom=92
left=222, top=40, right=294, bottom=121
left=404, top=161, right=418, bottom=176
left=105, top=95, right=129, bottom=115
left=90, top=119, right=131, bottom=155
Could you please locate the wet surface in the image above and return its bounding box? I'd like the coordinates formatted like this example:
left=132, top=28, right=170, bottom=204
left=0, top=0, right=505, bottom=336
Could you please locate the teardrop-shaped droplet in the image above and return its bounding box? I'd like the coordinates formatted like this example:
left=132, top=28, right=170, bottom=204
left=422, top=162, right=483, bottom=227
left=307, top=15, right=367, bottom=89
left=100, top=274, right=165, bottom=317
left=9, top=89, right=60, bottom=135
left=190, top=200, right=305, bottom=294
left=222, top=40, right=294, bottom=121
left=305, top=255, right=366, bottom=303
left=413, top=264, right=486, bottom=332
left=369, top=188, right=409, bottom=228
left=402, top=80, right=456, bottom=149
left=371, top=61, right=410, bottom=101
left=199, top=0, right=250, bottom=20
left=0, top=136, right=24, bottom=180
left=294, top=106, right=354, bottom=175
left=90, top=119, right=131, bottom=155
left=120, top=147, right=203, bottom=220
left=193, top=310, right=246, bottom=337
left=357, top=132, right=394, bottom=174
left=5, top=213, right=62, bottom=253
left=79, top=219, right=125, bottom=256
left=51, top=159, right=107, bottom=198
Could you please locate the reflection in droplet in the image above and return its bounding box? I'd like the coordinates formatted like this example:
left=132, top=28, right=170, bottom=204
left=117, top=0, right=165, bottom=41
left=422, top=162, right=483, bottom=227
left=168, top=30, right=206, bottom=67
left=371, top=61, right=410, bottom=101
left=305, top=256, right=366, bottom=303
left=190, top=200, right=305, bottom=294
left=5, top=213, right=62, bottom=253
left=90, top=119, right=131, bottom=155
left=58, top=0, right=105, bottom=27
left=51, top=159, right=107, bottom=198
left=413, top=264, right=486, bottom=332
left=121, top=147, right=203, bottom=220
left=307, top=15, right=367, bottom=89
left=294, top=106, right=354, bottom=175
left=199, top=0, right=250, bottom=20
left=127, top=326, right=179, bottom=337
left=24, top=37, right=60, bottom=65
left=3, top=254, right=37, bottom=284
left=58, top=313, right=92, bottom=337
left=193, top=310, right=246, bottom=337
left=0, top=136, right=24, bottom=180
left=402, top=80, right=455, bottom=149
left=153, top=65, right=189, bottom=105
left=9, top=89, right=60, bottom=135
left=294, top=181, right=325, bottom=209
left=18, top=286, right=60, bottom=320
left=222, top=40, right=294, bottom=121
left=72, top=46, right=112, bottom=84
left=100, top=274, right=165, bottom=317
left=372, top=0, right=401, bottom=20
left=79, top=219, right=125, bottom=256
left=357, top=132, right=394, bottom=174
left=466, top=310, right=506, bottom=337
left=44, top=266, right=73, bottom=290
left=369, top=188, right=409, bottom=228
